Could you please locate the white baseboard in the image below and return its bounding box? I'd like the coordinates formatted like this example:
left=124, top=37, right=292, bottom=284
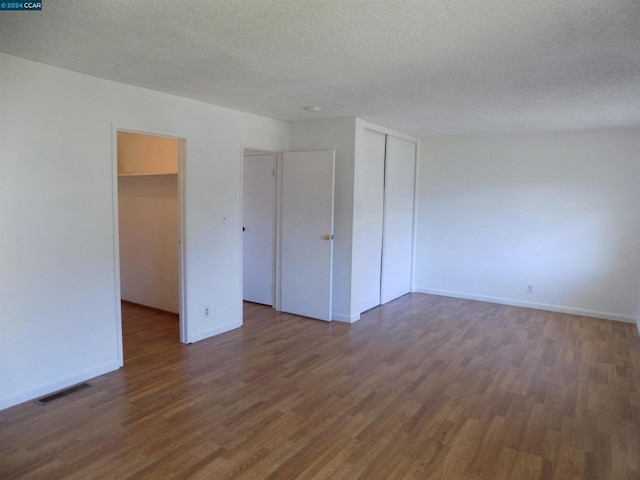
left=0, top=360, right=121, bottom=411
left=188, top=321, right=243, bottom=343
left=413, top=287, right=636, bottom=324
left=1, top=320, right=245, bottom=410
left=332, top=312, right=361, bottom=323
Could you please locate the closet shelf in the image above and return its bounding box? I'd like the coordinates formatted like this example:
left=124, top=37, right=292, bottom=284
left=118, top=172, right=177, bottom=177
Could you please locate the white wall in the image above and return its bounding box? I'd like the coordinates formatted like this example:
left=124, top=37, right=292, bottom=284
left=117, top=131, right=179, bottom=175
left=415, top=127, right=640, bottom=322
left=290, top=118, right=356, bottom=322
left=118, top=176, right=179, bottom=313
left=0, top=53, right=289, bottom=409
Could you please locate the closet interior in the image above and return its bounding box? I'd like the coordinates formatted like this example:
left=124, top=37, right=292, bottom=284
left=117, top=131, right=181, bottom=323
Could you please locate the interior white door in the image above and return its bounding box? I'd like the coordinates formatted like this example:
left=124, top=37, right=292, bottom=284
left=242, top=152, right=276, bottom=305
left=281, top=150, right=335, bottom=321
left=381, top=136, right=416, bottom=304
left=358, top=128, right=386, bottom=312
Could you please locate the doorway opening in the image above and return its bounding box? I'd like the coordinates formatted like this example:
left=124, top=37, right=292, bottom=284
left=114, top=129, right=186, bottom=365
left=242, top=148, right=278, bottom=309
left=241, top=147, right=336, bottom=322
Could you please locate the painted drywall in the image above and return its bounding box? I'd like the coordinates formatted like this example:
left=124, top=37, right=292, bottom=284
left=117, top=131, right=179, bottom=175
left=0, top=53, right=289, bottom=409
left=289, top=119, right=356, bottom=322
left=118, top=176, right=179, bottom=313
left=415, top=127, right=640, bottom=322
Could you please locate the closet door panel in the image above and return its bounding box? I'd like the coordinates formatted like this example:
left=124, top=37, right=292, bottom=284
left=358, top=128, right=386, bottom=312
left=381, top=136, right=416, bottom=304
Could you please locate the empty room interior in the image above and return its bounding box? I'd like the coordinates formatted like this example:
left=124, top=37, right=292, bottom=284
left=1, top=2, right=639, bottom=479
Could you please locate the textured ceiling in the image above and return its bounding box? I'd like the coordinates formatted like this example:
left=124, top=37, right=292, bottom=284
left=1, top=0, right=639, bottom=135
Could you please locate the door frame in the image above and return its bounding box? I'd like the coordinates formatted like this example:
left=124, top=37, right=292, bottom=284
left=111, top=123, right=189, bottom=365
left=358, top=120, right=420, bottom=299
left=380, top=135, right=417, bottom=304
left=240, top=145, right=282, bottom=311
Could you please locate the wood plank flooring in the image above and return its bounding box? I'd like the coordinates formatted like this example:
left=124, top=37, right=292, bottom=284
left=1, top=294, right=639, bottom=479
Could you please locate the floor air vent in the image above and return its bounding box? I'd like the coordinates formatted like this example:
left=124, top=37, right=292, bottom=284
left=35, top=383, right=92, bottom=405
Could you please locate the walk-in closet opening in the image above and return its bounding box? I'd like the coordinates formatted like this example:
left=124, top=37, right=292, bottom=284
left=115, top=130, right=186, bottom=362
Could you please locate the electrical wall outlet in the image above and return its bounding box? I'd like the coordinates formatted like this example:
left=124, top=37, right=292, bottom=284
left=204, top=306, right=210, bottom=318
left=526, top=284, right=533, bottom=294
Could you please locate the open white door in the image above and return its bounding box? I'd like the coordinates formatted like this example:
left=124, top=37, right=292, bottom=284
left=380, top=136, right=416, bottom=304
left=281, top=150, right=335, bottom=321
left=242, top=152, right=276, bottom=305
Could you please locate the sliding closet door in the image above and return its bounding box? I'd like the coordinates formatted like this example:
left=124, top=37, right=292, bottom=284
left=380, top=136, right=416, bottom=304
left=358, top=128, right=386, bottom=312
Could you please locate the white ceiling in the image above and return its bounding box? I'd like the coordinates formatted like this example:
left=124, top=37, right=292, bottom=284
left=1, top=0, right=638, bottom=136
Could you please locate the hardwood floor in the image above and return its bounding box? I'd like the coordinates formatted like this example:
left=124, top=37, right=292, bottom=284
left=1, top=294, right=639, bottom=479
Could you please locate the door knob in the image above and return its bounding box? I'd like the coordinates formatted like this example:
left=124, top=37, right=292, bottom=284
left=322, top=234, right=333, bottom=240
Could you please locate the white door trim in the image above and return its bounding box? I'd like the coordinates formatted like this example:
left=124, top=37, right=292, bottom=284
left=240, top=145, right=282, bottom=311
left=241, top=148, right=278, bottom=306
left=357, top=119, right=420, bottom=144
left=111, top=123, right=189, bottom=364
left=380, top=135, right=416, bottom=305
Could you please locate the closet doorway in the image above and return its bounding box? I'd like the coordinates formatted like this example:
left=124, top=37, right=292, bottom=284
left=114, top=129, right=186, bottom=363
left=242, top=148, right=277, bottom=307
